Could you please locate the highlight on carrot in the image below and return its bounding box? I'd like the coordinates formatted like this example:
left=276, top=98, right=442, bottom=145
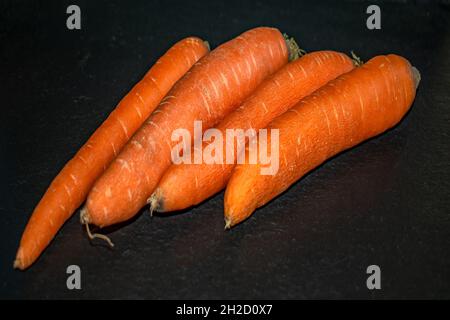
left=224, top=54, right=420, bottom=228
left=14, top=37, right=209, bottom=270
left=81, top=27, right=295, bottom=229
left=150, top=51, right=356, bottom=213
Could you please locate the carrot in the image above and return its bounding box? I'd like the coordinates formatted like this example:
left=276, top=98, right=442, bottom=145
left=224, top=54, right=421, bottom=228
left=82, top=27, right=292, bottom=228
left=14, top=37, right=209, bottom=270
left=150, top=51, right=355, bottom=212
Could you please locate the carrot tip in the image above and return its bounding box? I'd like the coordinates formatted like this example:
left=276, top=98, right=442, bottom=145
left=80, top=207, right=114, bottom=247
left=13, top=259, right=22, bottom=270
left=224, top=218, right=232, bottom=230
left=80, top=207, right=90, bottom=225
left=147, top=189, right=162, bottom=216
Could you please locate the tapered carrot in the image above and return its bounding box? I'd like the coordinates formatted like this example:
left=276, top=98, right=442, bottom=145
left=224, top=54, right=420, bottom=228
left=14, top=37, right=209, bottom=270
left=150, top=51, right=355, bottom=212
left=82, top=27, right=292, bottom=228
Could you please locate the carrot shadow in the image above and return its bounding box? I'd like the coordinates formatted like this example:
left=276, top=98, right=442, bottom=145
left=151, top=188, right=225, bottom=218
left=229, top=123, right=408, bottom=229
left=151, top=207, right=194, bottom=218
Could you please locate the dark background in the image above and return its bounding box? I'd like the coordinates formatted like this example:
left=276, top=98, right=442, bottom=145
left=1, top=0, right=449, bottom=299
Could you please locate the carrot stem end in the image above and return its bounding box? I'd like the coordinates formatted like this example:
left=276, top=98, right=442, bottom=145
left=283, top=33, right=305, bottom=61
left=350, top=51, right=363, bottom=67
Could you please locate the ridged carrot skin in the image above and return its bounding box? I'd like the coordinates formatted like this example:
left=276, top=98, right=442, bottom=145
left=82, top=27, right=289, bottom=228
left=15, top=37, right=209, bottom=270
left=224, top=54, right=420, bottom=228
left=152, top=51, right=355, bottom=212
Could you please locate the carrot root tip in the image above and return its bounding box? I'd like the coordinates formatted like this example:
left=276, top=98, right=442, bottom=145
left=224, top=217, right=232, bottom=230
left=148, top=189, right=162, bottom=216
left=283, top=33, right=304, bottom=61
left=13, top=258, right=22, bottom=270
left=80, top=207, right=114, bottom=247
left=80, top=207, right=90, bottom=224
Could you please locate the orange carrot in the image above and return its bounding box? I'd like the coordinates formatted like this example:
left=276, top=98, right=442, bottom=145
left=82, top=27, right=291, bottom=228
left=151, top=51, right=355, bottom=212
left=224, top=54, right=420, bottom=228
left=15, top=37, right=209, bottom=270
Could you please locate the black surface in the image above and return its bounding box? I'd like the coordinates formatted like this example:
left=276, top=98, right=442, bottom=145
left=1, top=0, right=449, bottom=299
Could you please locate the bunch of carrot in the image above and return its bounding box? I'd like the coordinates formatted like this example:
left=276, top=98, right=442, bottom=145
left=16, top=27, right=420, bottom=270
